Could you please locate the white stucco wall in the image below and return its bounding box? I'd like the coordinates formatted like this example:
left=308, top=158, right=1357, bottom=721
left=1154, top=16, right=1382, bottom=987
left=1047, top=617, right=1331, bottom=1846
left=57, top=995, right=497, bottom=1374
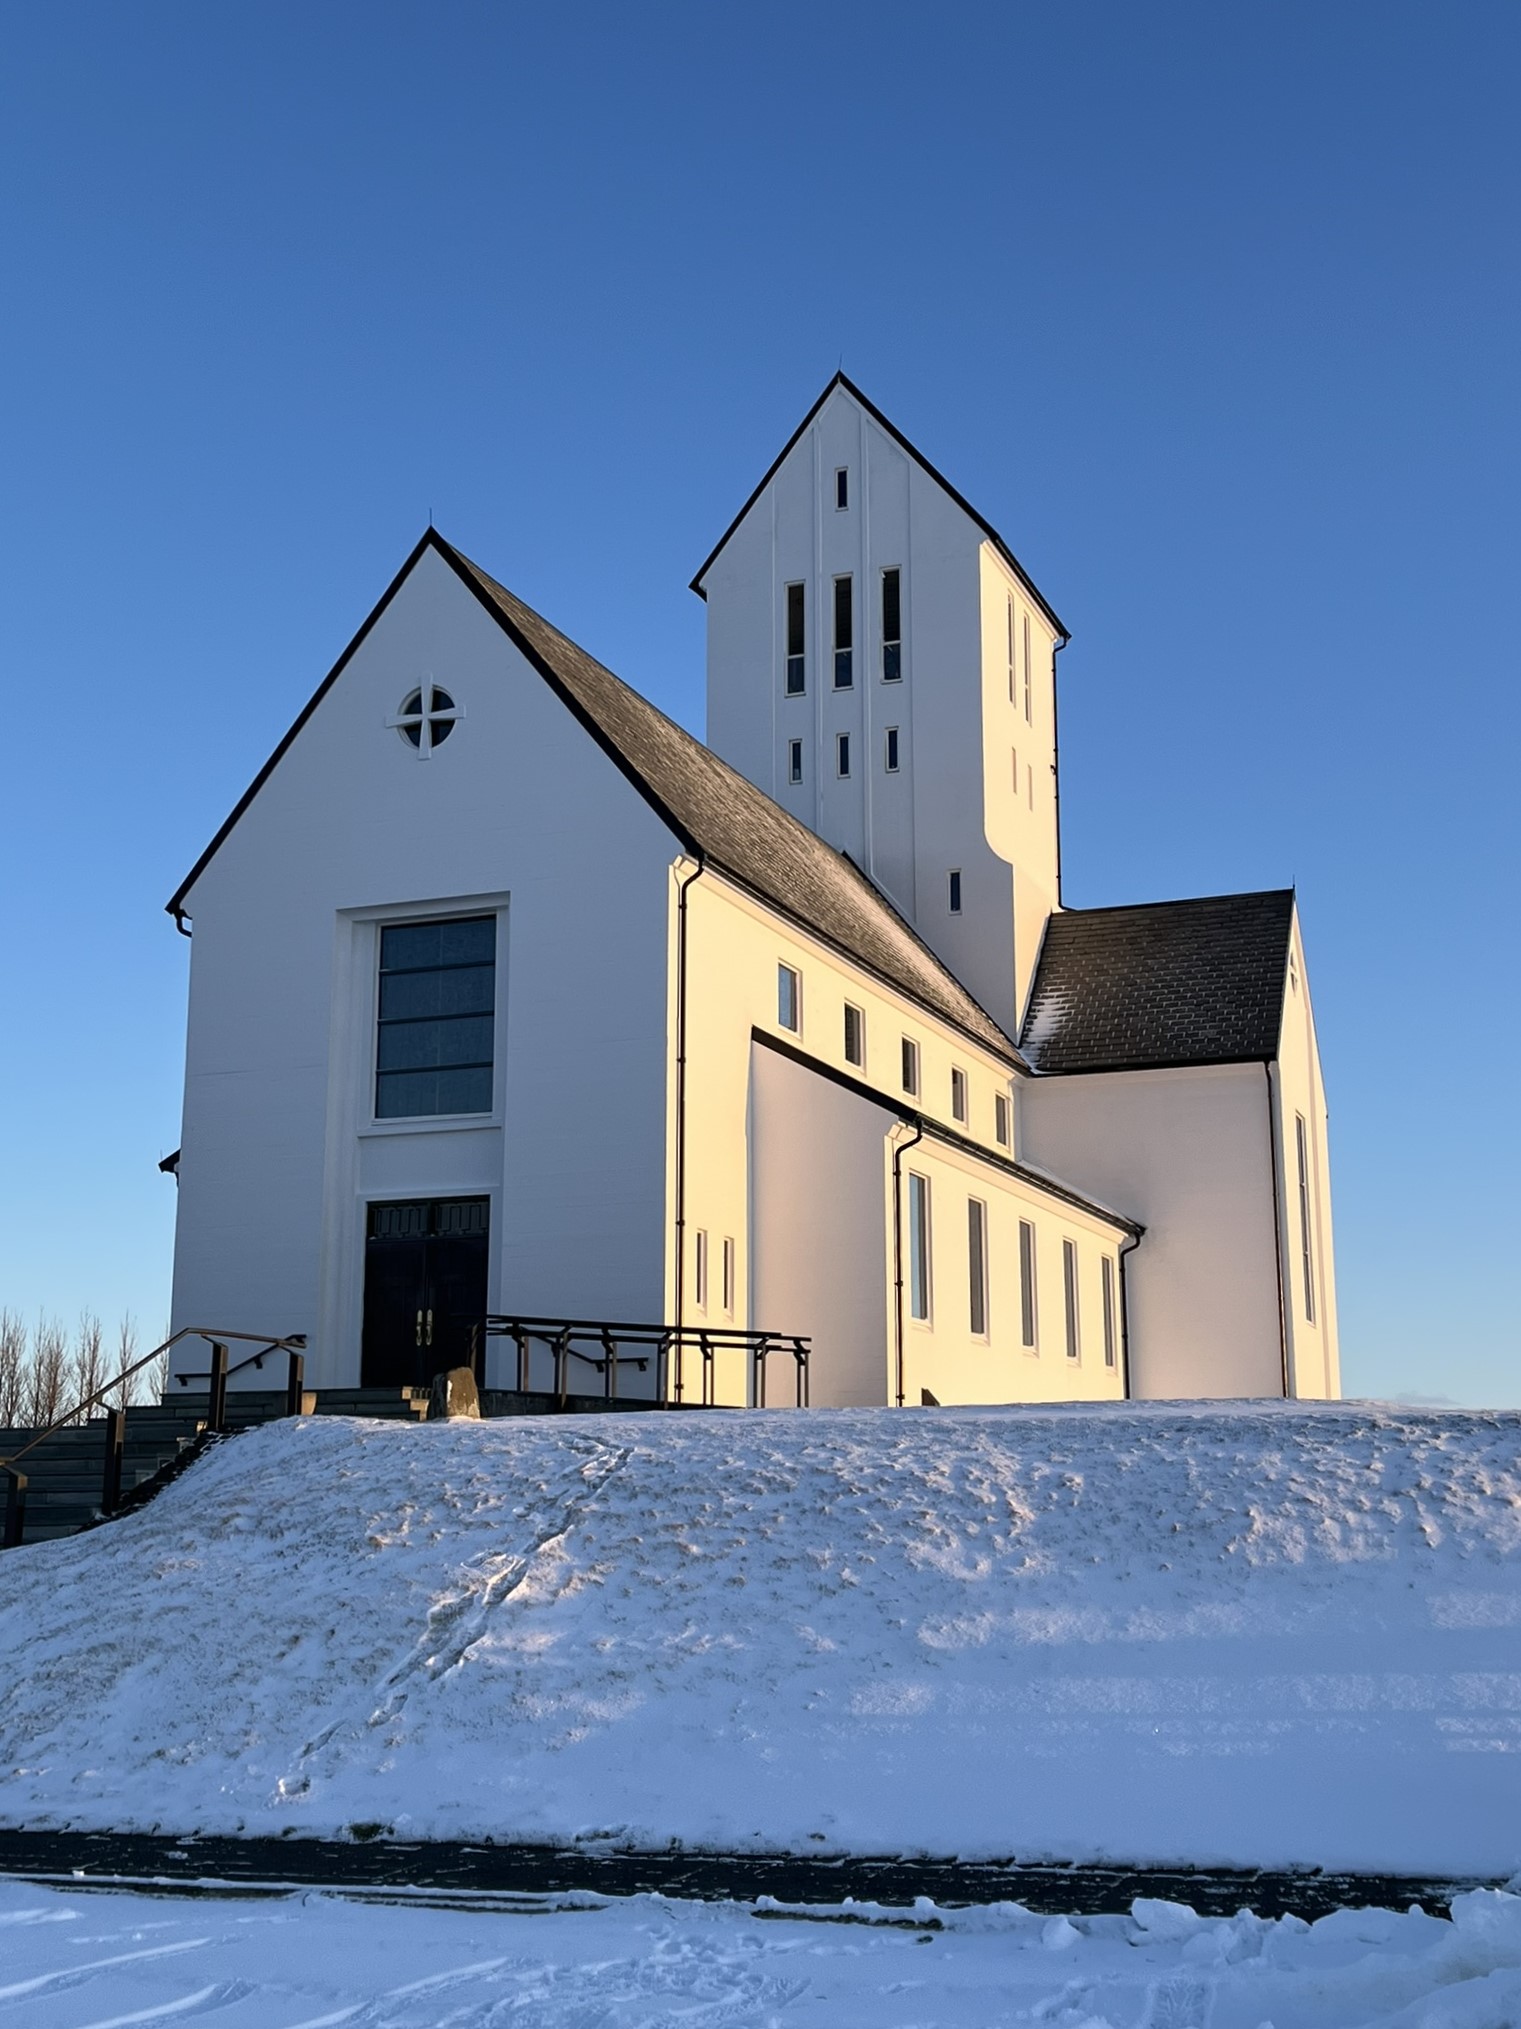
left=170, top=545, right=677, bottom=1388
left=1018, top=1062, right=1287, bottom=1399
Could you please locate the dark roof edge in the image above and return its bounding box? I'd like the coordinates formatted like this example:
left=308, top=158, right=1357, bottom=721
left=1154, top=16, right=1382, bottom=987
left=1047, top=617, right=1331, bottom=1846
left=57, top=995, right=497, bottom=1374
left=1028, top=1052, right=1276, bottom=1080
left=751, top=1027, right=1142, bottom=1235
left=167, top=528, right=441, bottom=920
left=689, top=372, right=1069, bottom=640
left=1054, top=886, right=1297, bottom=919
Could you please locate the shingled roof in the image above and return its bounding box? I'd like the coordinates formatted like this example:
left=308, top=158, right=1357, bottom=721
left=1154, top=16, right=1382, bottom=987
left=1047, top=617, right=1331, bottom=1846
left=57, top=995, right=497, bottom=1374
left=168, top=531, right=1020, bottom=1065
left=1019, top=890, right=1295, bottom=1074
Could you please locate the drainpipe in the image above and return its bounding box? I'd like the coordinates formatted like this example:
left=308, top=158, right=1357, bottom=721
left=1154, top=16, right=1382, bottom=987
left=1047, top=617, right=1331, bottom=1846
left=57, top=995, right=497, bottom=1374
left=1117, top=1230, right=1141, bottom=1400
left=671, top=853, right=707, bottom=1403
left=172, top=910, right=192, bottom=938
left=890, top=1119, right=924, bottom=1409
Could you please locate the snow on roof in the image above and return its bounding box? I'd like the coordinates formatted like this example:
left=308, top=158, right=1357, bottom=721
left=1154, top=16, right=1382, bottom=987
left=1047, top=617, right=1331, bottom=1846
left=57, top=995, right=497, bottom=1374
left=2, top=1404, right=1516, bottom=1876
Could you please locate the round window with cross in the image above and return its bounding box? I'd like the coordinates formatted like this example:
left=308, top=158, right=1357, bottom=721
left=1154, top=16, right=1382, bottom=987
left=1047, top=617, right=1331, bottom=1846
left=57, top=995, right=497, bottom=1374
left=391, top=684, right=462, bottom=755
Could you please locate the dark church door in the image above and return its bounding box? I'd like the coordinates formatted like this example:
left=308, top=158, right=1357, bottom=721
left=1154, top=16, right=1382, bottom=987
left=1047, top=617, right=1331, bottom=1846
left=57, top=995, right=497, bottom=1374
left=361, top=1198, right=489, bottom=1388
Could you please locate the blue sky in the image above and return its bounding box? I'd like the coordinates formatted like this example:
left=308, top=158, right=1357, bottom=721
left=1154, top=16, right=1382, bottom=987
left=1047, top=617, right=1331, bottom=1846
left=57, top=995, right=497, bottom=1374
left=1, top=2, right=1516, bottom=1402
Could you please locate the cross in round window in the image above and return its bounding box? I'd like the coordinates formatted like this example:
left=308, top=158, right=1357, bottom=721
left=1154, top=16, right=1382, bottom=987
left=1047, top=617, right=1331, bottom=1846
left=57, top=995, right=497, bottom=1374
left=393, top=684, right=462, bottom=755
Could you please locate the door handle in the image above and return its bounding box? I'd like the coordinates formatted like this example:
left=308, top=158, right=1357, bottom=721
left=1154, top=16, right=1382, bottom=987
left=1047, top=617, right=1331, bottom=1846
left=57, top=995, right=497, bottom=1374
left=415, top=1309, right=424, bottom=1347
left=425, top=1309, right=434, bottom=1348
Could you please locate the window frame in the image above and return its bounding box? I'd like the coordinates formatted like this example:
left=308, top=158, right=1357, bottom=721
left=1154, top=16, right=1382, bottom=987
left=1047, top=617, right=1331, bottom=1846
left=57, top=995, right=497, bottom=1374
left=950, top=1066, right=968, bottom=1123
left=908, top=1171, right=932, bottom=1322
left=843, top=1001, right=865, bottom=1068
left=995, top=1091, right=1011, bottom=1148
left=374, top=912, right=498, bottom=1123
left=722, top=1236, right=736, bottom=1316
left=967, top=1196, right=989, bottom=1338
left=834, top=466, right=849, bottom=511
left=1023, top=612, right=1033, bottom=723
left=836, top=730, right=851, bottom=777
left=777, top=962, right=802, bottom=1034
left=694, top=1228, right=709, bottom=1310
left=832, top=575, right=854, bottom=689
left=901, top=1035, right=920, bottom=1096
left=881, top=567, right=902, bottom=682
left=785, top=582, right=806, bottom=696
left=787, top=738, right=803, bottom=786
left=1019, top=1218, right=1038, bottom=1349
left=1295, top=1112, right=1316, bottom=1324
left=948, top=869, right=962, bottom=915
left=1101, top=1254, right=1118, bottom=1369
left=884, top=725, right=900, bottom=773
left=1063, top=1237, right=1081, bottom=1360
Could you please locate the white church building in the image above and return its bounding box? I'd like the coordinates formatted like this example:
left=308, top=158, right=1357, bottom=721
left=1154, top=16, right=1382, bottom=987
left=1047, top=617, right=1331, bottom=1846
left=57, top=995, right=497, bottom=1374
left=163, top=376, right=1339, bottom=1408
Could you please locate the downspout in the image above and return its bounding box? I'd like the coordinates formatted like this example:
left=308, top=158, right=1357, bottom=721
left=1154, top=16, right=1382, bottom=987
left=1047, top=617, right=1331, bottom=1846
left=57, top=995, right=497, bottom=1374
left=1264, top=1060, right=1290, bottom=1398
left=172, top=909, right=192, bottom=938
left=890, top=1119, right=924, bottom=1409
left=671, top=853, right=707, bottom=1403
left=1050, top=636, right=1067, bottom=907
left=1117, top=1230, right=1141, bottom=1400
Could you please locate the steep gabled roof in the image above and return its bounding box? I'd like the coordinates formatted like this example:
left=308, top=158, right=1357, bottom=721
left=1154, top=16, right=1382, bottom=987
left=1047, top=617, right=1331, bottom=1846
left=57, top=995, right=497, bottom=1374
left=1019, top=890, right=1295, bottom=1074
left=169, top=531, right=1022, bottom=1065
left=689, top=372, right=1068, bottom=639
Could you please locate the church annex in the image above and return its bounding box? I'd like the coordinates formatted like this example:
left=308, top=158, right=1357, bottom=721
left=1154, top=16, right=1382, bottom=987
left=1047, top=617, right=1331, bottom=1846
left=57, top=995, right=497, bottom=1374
left=163, top=377, right=1338, bottom=1408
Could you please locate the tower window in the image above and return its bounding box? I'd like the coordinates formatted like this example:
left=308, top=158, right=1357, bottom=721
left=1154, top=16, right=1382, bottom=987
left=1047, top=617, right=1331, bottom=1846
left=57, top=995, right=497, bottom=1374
left=948, top=869, right=962, bottom=914
left=1018, top=1219, right=1038, bottom=1348
left=788, top=738, right=803, bottom=785
left=908, top=1173, right=932, bottom=1321
left=844, top=1002, right=865, bottom=1067
left=882, top=568, right=902, bottom=681
left=968, top=1198, right=988, bottom=1337
left=1101, top=1255, right=1118, bottom=1368
left=1063, top=1238, right=1081, bottom=1359
left=778, top=963, right=801, bottom=1033
left=836, top=732, right=851, bottom=777
left=1023, top=613, right=1033, bottom=722
left=950, top=1067, right=968, bottom=1123
left=995, top=1091, right=1011, bottom=1148
left=901, top=1036, right=920, bottom=1096
left=835, top=467, right=849, bottom=511
left=833, top=577, right=853, bottom=688
left=785, top=583, right=805, bottom=695
left=885, top=726, right=900, bottom=772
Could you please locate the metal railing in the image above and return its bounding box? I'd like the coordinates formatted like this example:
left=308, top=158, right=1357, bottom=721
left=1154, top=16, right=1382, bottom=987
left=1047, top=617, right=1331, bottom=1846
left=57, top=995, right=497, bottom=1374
left=483, top=1316, right=811, bottom=1409
left=1, top=1326, right=306, bottom=1549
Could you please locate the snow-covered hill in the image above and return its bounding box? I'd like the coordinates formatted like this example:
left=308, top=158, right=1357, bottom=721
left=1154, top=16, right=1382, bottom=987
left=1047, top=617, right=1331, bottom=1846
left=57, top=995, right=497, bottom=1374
left=1, top=1404, right=1517, bottom=1875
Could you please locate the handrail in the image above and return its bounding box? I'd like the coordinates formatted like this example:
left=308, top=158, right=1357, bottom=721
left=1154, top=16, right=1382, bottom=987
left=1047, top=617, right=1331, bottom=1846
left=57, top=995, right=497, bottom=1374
left=0, top=1327, right=306, bottom=1474
left=483, top=1316, right=810, bottom=1410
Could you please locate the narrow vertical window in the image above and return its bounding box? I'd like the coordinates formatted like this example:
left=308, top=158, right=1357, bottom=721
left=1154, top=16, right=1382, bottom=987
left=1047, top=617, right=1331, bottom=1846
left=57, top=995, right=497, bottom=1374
left=1019, top=1219, right=1038, bottom=1348
left=968, top=1198, right=988, bottom=1336
left=722, top=1236, right=736, bottom=1315
left=1101, top=1254, right=1117, bottom=1369
left=1063, top=1238, right=1081, bottom=1359
left=785, top=583, right=806, bottom=695
left=833, top=576, right=853, bottom=687
left=1023, top=613, right=1033, bottom=722
left=908, top=1173, right=931, bottom=1321
left=995, top=1092, right=1011, bottom=1148
left=695, top=1229, right=709, bottom=1309
left=950, top=1066, right=968, bottom=1123
left=836, top=731, right=851, bottom=777
left=901, top=1036, right=920, bottom=1096
left=885, top=725, right=900, bottom=772
left=1027, top=763, right=1034, bottom=809
left=835, top=467, right=849, bottom=510
left=778, top=963, right=801, bottom=1033
left=843, top=1002, right=865, bottom=1067
left=882, top=568, right=902, bottom=681
left=1007, top=598, right=1016, bottom=703
left=1012, top=747, right=1019, bottom=794
left=1295, top=1113, right=1316, bottom=1323
left=788, top=738, right=803, bottom=785
left=948, top=869, right=962, bottom=914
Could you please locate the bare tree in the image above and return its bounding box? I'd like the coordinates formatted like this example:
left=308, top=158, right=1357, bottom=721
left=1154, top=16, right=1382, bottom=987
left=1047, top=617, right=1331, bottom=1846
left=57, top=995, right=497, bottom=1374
left=0, top=1311, right=26, bottom=1428
left=24, top=1316, right=69, bottom=1427
left=111, top=1315, right=142, bottom=1409
left=69, top=1310, right=108, bottom=1419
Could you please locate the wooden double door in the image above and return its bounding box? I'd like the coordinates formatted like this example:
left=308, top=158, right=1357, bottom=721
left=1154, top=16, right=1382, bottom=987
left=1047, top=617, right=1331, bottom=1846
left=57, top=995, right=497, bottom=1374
left=361, top=1197, right=489, bottom=1389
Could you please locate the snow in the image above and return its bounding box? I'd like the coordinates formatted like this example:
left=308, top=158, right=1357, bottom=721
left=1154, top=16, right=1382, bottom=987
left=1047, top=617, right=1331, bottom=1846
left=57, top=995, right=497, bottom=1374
left=1, top=1404, right=1518, bottom=1875
left=4, top=1878, right=1521, bottom=2027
